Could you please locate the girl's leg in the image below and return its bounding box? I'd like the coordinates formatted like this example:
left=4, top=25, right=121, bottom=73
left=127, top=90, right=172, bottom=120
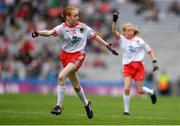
left=123, top=77, right=132, bottom=115
left=68, top=71, right=88, bottom=106
left=68, top=71, right=93, bottom=119
left=135, top=80, right=157, bottom=104
left=57, top=62, right=78, bottom=106
left=135, top=81, right=153, bottom=95
left=51, top=62, right=78, bottom=115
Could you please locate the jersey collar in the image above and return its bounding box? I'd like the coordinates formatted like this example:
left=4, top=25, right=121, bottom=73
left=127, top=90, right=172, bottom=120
left=64, top=22, right=79, bottom=28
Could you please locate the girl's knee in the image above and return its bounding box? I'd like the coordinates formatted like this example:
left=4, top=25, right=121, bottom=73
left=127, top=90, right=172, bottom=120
left=124, top=88, right=130, bottom=95
left=58, top=74, right=66, bottom=82
left=137, top=89, right=144, bottom=94
left=74, top=86, right=81, bottom=92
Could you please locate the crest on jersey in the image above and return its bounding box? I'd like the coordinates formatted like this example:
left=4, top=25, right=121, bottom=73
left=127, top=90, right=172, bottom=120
left=80, top=28, right=84, bottom=33
left=136, top=40, right=140, bottom=44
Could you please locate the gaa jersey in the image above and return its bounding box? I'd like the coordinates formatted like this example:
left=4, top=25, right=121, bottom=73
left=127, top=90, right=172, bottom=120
left=53, top=22, right=96, bottom=53
left=120, top=35, right=152, bottom=65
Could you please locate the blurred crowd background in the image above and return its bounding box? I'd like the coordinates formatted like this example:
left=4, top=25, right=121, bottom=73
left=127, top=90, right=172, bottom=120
left=0, top=0, right=180, bottom=95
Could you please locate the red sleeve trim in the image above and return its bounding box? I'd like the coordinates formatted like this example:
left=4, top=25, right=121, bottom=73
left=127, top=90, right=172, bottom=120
left=147, top=50, right=152, bottom=54
left=90, top=33, right=97, bottom=39
left=53, top=29, right=58, bottom=36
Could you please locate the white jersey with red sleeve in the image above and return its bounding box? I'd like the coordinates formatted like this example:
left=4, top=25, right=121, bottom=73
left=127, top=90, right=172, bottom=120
left=120, top=35, right=152, bottom=65
left=53, top=22, right=96, bottom=53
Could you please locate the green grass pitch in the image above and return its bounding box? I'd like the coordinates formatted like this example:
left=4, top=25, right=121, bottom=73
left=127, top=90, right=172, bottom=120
left=0, top=93, right=180, bottom=125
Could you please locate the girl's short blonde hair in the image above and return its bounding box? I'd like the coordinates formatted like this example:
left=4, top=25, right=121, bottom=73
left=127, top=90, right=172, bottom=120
left=122, top=22, right=139, bottom=35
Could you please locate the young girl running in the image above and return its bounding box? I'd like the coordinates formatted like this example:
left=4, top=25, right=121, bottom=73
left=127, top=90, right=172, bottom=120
left=32, top=6, right=118, bottom=119
left=111, top=12, right=159, bottom=115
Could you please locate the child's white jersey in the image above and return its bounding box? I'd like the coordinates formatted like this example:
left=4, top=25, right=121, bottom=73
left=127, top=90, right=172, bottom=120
left=120, top=35, right=152, bottom=65
left=53, top=22, right=96, bottom=53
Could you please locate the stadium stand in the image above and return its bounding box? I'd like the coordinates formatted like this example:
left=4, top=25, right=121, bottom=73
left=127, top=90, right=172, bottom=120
left=0, top=0, right=180, bottom=83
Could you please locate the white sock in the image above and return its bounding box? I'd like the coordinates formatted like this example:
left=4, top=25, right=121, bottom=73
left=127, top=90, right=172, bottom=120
left=123, top=94, right=131, bottom=113
left=143, top=86, right=153, bottom=95
left=56, top=85, right=66, bottom=107
left=76, top=87, right=88, bottom=106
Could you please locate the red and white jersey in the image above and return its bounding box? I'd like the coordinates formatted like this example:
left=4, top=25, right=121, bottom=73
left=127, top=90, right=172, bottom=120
left=119, top=35, right=152, bottom=65
left=53, top=22, right=96, bottom=53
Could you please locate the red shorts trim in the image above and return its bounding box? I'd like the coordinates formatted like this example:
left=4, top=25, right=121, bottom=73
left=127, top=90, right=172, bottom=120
left=123, top=61, right=144, bottom=81
left=60, top=50, right=86, bottom=68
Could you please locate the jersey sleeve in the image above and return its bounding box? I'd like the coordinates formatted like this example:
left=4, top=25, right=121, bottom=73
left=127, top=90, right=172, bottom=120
left=86, top=25, right=97, bottom=39
left=143, top=40, right=152, bottom=53
left=53, top=25, right=62, bottom=36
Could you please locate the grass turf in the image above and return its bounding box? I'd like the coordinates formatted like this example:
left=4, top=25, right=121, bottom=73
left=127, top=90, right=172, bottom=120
left=0, top=93, right=180, bottom=125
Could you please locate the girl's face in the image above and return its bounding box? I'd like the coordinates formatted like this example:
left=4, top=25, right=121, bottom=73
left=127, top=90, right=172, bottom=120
left=66, top=10, right=79, bottom=26
left=124, top=25, right=136, bottom=39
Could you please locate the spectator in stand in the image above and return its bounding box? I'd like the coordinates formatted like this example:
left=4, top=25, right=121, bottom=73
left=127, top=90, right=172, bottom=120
left=168, top=0, right=180, bottom=16
left=158, top=71, right=171, bottom=95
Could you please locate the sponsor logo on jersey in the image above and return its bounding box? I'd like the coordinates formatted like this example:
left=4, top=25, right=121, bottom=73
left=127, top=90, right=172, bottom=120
left=129, top=46, right=136, bottom=53
left=71, top=36, right=81, bottom=45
